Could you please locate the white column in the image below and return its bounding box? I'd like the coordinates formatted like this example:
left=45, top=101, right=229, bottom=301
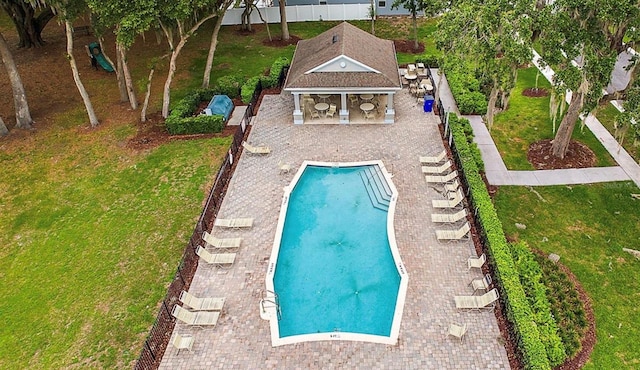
left=293, top=93, right=303, bottom=124
left=384, top=93, right=395, bottom=124
left=339, top=93, right=349, bottom=123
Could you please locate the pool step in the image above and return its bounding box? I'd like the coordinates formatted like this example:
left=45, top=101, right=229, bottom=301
left=359, top=166, right=392, bottom=211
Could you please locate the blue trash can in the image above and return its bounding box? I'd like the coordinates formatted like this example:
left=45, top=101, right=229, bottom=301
left=423, top=95, right=434, bottom=112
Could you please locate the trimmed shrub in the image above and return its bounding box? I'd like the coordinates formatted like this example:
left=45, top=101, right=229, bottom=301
left=165, top=88, right=226, bottom=135
left=416, top=54, right=440, bottom=68
left=241, top=56, right=290, bottom=103
left=449, top=114, right=552, bottom=370
left=442, top=58, right=488, bottom=115
left=510, top=241, right=567, bottom=366
left=241, top=76, right=261, bottom=104
left=216, top=75, right=245, bottom=98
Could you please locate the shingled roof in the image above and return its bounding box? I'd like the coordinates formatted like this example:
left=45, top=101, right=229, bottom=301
left=284, top=22, right=401, bottom=90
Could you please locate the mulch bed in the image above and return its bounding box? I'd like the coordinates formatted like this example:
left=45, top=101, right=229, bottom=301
left=393, top=40, right=425, bottom=54
left=522, top=88, right=549, bottom=97
left=528, top=139, right=597, bottom=170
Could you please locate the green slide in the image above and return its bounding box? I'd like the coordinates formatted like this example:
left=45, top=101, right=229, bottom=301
left=88, top=42, right=114, bottom=72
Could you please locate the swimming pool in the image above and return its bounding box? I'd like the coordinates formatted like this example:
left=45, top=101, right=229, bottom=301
left=262, top=160, right=408, bottom=346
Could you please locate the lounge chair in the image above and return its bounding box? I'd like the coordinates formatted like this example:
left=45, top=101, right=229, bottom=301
left=179, top=290, right=225, bottom=311
left=431, top=209, right=467, bottom=224
left=171, top=333, right=194, bottom=354
left=278, top=162, right=292, bottom=174
left=443, top=179, right=461, bottom=193
left=242, top=141, right=271, bottom=155
left=202, top=231, right=241, bottom=250
left=454, top=288, right=499, bottom=311
left=421, top=160, right=453, bottom=174
left=425, top=171, right=458, bottom=184
left=195, top=246, right=236, bottom=268
left=468, top=253, right=486, bottom=270
left=172, top=305, right=220, bottom=327
left=436, top=222, right=471, bottom=241
left=214, top=218, right=254, bottom=228
left=470, top=274, right=492, bottom=294
left=447, top=323, right=467, bottom=343
left=432, top=188, right=464, bottom=209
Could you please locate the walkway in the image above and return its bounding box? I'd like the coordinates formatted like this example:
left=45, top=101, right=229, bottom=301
left=160, top=89, right=509, bottom=369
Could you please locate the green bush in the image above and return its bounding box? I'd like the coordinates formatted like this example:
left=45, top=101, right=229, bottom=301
left=449, top=114, right=552, bottom=370
left=442, top=57, right=488, bottom=115
left=241, top=56, right=290, bottom=103
left=416, top=54, right=439, bottom=68
left=165, top=88, right=226, bottom=135
left=241, top=76, right=261, bottom=104
left=216, top=75, right=245, bottom=98
left=510, top=241, right=567, bottom=366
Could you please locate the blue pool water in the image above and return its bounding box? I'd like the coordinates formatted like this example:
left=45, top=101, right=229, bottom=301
left=273, top=165, right=401, bottom=338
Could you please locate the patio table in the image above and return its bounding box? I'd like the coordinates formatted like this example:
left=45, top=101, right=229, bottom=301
left=314, top=102, right=329, bottom=116
left=360, top=102, right=375, bottom=113
left=359, top=94, right=374, bottom=102
left=317, top=94, right=331, bottom=102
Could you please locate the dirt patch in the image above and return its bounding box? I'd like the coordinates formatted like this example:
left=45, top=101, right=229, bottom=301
left=393, top=39, right=425, bottom=54
left=522, top=88, right=549, bottom=97
left=262, top=35, right=302, bottom=47
left=528, top=139, right=597, bottom=170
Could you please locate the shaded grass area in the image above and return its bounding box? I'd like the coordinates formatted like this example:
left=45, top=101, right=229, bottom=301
left=494, top=183, right=640, bottom=368
left=0, top=122, right=230, bottom=368
left=594, top=103, right=640, bottom=162
left=491, top=67, right=616, bottom=170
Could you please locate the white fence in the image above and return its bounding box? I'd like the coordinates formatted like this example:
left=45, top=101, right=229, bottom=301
left=221, top=4, right=371, bottom=26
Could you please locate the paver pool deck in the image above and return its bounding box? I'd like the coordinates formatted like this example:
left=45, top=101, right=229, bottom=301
left=159, top=90, right=510, bottom=369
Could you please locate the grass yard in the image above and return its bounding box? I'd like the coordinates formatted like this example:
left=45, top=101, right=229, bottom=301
left=491, top=67, right=616, bottom=170
left=594, top=103, right=640, bottom=162
left=494, top=183, right=640, bottom=369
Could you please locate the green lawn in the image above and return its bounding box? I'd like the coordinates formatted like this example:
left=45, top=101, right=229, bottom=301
left=491, top=67, right=616, bottom=169
left=494, top=183, right=640, bottom=368
left=594, top=102, right=640, bottom=162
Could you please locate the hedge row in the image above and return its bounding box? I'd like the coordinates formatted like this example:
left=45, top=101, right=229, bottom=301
left=449, top=114, right=551, bottom=370
left=165, top=88, right=225, bottom=135
left=241, top=57, right=290, bottom=103
left=415, top=54, right=440, bottom=68
left=442, top=58, right=488, bottom=115
left=510, top=241, right=567, bottom=366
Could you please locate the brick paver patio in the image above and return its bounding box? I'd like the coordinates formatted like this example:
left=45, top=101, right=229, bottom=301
left=159, top=89, right=510, bottom=369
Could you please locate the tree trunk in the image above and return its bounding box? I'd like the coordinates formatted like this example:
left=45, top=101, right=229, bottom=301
left=486, top=84, right=499, bottom=130
left=1, top=1, right=54, bottom=48
left=65, top=22, right=99, bottom=127
left=254, top=5, right=272, bottom=42
left=115, top=45, right=129, bottom=102
left=141, top=67, right=154, bottom=122
left=412, top=13, right=418, bottom=50
left=551, top=91, right=583, bottom=158
left=118, top=44, right=138, bottom=109
left=0, top=30, right=33, bottom=129
left=0, top=116, right=8, bottom=135
left=202, top=15, right=224, bottom=88
left=278, top=0, right=289, bottom=41
left=241, top=1, right=252, bottom=32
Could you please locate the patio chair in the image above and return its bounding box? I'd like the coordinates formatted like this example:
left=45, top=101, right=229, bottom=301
left=278, top=161, right=292, bottom=174
left=408, top=63, right=416, bottom=72
left=349, top=94, right=359, bottom=106
left=195, top=246, right=236, bottom=268
left=417, top=63, right=428, bottom=77
left=443, top=179, right=461, bottom=193
left=172, top=305, right=220, bottom=327
left=363, top=110, right=375, bottom=120
left=468, top=253, right=486, bottom=270
left=425, top=171, right=458, bottom=184
left=419, top=150, right=447, bottom=164
left=469, top=274, right=492, bottom=294
left=422, top=160, right=453, bottom=174
left=326, top=104, right=337, bottom=118
left=179, top=290, right=225, bottom=311
left=242, top=141, right=271, bottom=155
left=454, top=288, right=499, bottom=311
left=214, top=218, right=254, bottom=228
left=171, top=333, right=194, bottom=354
left=432, top=188, right=464, bottom=208
left=435, top=222, right=471, bottom=241
left=202, top=231, right=241, bottom=250
left=447, top=323, right=467, bottom=343
left=431, top=209, right=467, bottom=224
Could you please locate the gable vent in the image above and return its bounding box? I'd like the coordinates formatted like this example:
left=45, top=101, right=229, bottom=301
left=332, top=35, right=338, bottom=43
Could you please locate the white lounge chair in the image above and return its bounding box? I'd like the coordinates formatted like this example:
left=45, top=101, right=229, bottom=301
left=425, top=171, right=458, bottom=184
left=278, top=162, right=292, bottom=174
left=422, top=160, right=452, bottom=174
left=179, top=290, right=225, bottom=311
left=454, top=288, right=499, bottom=311
left=242, top=141, right=271, bottom=155
left=432, top=188, right=464, bottom=209
left=214, top=218, right=253, bottom=228
left=171, top=333, right=194, bottom=354
left=431, top=209, right=467, bottom=224
left=202, top=231, right=241, bottom=250
left=470, top=274, right=492, bottom=294
left=436, top=222, right=471, bottom=241
left=420, top=150, right=446, bottom=164
left=468, top=253, right=486, bottom=270
left=172, top=305, right=220, bottom=327
left=195, top=245, right=236, bottom=268
left=447, top=323, right=467, bottom=343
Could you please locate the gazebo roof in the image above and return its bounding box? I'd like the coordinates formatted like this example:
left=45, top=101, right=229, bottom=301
left=284, top=22, right=401, bottom=90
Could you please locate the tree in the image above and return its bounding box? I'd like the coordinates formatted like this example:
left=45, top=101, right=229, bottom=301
left=0, top=30, right=33, bottom=129
left=65, top=21, right=99, bottom=127
left=0, top=116, right=8, bottom=135
left=391, top=0, right=433, bottom=50
left=0, top=0, right=55, bottom=47
left=539, top=0, right=638, bottom=158
left=277, top=0, right=289, bottom=41
left=202, top=0, right=235, bottom=89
